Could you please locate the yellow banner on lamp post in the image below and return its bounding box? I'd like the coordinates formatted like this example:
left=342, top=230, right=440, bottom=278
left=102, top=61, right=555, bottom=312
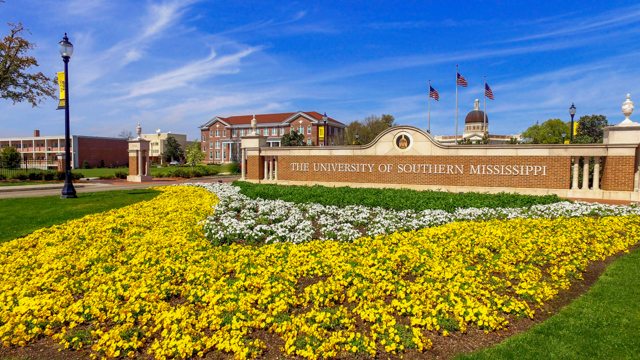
left=319, top=126, right=325, bottom=139
left=573, top=121, right=579, bottom=136
left=56, top=71, right=66, bottom=110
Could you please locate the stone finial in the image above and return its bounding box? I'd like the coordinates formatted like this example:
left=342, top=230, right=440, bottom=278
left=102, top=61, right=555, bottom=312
left=251, top=115, right=257, bottom=135
left=619, top=94, right=636, bottom=126
left=136, top=123, right=142, bottom=139
left=474, top=99, right=480, bottom=110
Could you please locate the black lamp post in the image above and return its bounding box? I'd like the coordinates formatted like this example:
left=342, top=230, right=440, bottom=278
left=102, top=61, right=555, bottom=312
left=355, top=132, right=359, bottom=145
left=322, top=112, right=328, bottom=146
left=59, top=34, right=76, bottom=199
left=561, top=132, right=566, bottom=143
left=569, top=103, right=577, bottom=143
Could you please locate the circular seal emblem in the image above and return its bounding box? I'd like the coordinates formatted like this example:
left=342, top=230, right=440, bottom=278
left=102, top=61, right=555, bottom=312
left=393, top=131, right=413, bottom=152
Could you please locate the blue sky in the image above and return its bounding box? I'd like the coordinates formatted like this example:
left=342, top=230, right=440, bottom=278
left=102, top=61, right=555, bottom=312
left=1, top=0, right=640, bottom=140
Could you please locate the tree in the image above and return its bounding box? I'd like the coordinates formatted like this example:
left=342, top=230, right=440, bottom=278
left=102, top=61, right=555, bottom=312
left=521, top=119, right=570, bottom=144
left=573, top=115, right=608, bottom=144
left=117, top=129, right=133, bottom=140
left=506, top=137, right=520, bottom=144
left=163, top=136, right=184, bottom=163
left=0, top=145, right=21, bottom=168
left=1, top=23, right=57, bottom=107
left=343, top=114, right=396, bottom=145
left=281, top=130, right=305, bottom=146
left=185, top=140, right=205, bottom=168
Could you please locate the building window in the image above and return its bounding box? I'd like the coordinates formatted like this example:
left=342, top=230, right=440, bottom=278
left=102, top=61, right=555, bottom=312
left=272, top=128, right=278, bottom=136
left=298, top=126, right=303, bottom=134
left=209, top=152, right=212, bottom=160
left=202, top=135, right=205, bottom=141
left=209, top=130, right=212, bottom=136
left=280, top=127, right=285, bottom=135
left=215, top=151, right=220, bottom=160
left=232, top=129, right=237, bottom=137
left=291, top=126, right=295, bottom=134
left=307, top=138, right=312, bottom=145
left=223, top=130, right=226, bottom=137
left=222, top=151, right=226, bottom=159
left=202, top=146, right=205, bottom=152
left=215, top=130, right=219, bottom=137
left=240, top=129, right=245, bottom=136
left=209, top=141, right=213, bottom=149
left=307, top=125, right=311, bottom=134
left=215, top=141, right=220, bottom=149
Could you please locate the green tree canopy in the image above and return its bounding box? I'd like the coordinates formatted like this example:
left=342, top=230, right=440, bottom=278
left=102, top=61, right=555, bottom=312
left=1, top=146, right=21, bottom=168
left=344, top=114, right=395, bottom=145
left=163, top=136, right=184, bottom=162
left=1, top=23, right=57, bottom=107
left=573, top=115, right=608, bottom=144
left=521, top=119, right=570, bottom=144
left=281, top=130, right=305, bottom=146
left=185, top=140, right=205, bottom=167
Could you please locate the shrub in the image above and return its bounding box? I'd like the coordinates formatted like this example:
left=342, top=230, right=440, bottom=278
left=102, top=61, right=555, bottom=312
left=0, top=146, right=21, bottom=169
left=43, top=171, right=55, bottom=181
left=82, top=160, right=91, bottom=169
left=154, top=172, right=165, bottom=178
left=172, top=169, right=188, bottom=178
left=12, top=173, right=28, bottom=180
left=0, top=174, right=6, bottom=180
left=161, top=163, right=168, bottom=168
left=55, top=172, right=66, bottom=181
left=114, top=171, right=127, bottom=179
left=99, top=175, right=116, bottom=180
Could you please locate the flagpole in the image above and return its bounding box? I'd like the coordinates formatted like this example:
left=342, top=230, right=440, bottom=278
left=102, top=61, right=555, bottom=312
left=455, top=65, right=458, bottom=143
left=483, top=76, right=487, bottom=134
left=428, top=79, right=431, bottom=134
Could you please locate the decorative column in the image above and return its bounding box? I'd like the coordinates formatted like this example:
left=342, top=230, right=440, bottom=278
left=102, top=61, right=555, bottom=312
left=56, top=152, right=65, bottom=172
left=593, top=156, right=600, bottom=190
left=127, top=123, right=153, bottom=182
left=241, top=148, right=247, bottom=180
left=274, top=157, right=278, bottom=180
left=264, top=158, right=268, bottom=180
left=572, top=159, right=579, bottom=189
left=581, top=157, right=590, bottom=190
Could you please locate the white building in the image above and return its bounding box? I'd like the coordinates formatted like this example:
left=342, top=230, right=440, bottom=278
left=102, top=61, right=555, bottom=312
left=435, top=99, right=522, bottom=144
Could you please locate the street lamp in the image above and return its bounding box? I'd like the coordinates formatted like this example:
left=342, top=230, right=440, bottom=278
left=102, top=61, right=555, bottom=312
left=561, top=132, right=566, bottom=143
left=59, top=33, right=76, bottom=199
left=569, top=103, right=577, bottom=143
left=355, top=132, right=359, bottom=145
left=322, top=112, right=328, bottom=146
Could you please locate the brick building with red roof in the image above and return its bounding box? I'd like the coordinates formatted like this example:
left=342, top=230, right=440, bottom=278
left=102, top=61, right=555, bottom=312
left=198, top=111, right=346, bottom=163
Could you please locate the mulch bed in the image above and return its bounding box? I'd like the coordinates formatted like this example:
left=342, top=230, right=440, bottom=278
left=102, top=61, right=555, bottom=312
left=1, top=244, right=637, bottom=360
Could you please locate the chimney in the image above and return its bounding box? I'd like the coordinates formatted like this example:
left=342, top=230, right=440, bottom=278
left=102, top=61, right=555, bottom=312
left=34, top=130, right=40, bottom=137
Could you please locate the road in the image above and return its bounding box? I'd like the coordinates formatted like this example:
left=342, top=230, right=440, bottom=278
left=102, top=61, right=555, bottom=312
left=0, top=175, right=241, bottom=199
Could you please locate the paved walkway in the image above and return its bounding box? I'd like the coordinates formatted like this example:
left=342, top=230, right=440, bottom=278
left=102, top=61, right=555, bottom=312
left=0, top=176, right=240, bottom=199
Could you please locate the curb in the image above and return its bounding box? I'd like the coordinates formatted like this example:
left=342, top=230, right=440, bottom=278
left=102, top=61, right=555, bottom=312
left=0, top=183, right=95, bottom=193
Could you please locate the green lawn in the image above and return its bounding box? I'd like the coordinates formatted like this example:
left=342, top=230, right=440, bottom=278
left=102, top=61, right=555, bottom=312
left=0, top=182, right=60, bottom=187
left=0, top=189, right=159, bottom=243
left=455, top=247, right=640, bottom=360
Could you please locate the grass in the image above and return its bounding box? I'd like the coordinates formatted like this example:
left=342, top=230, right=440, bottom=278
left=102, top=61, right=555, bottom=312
left=0, top=182, right=60, bottom=187
left=455, top=246, right=640, bottom=360
left=0, top=189, right=159, bottom=243
left=234, top=181, right=568, bottom=212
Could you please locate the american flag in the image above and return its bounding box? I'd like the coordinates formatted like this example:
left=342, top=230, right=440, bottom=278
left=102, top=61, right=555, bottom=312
left=429, top=85, right=439, bottom=101
left=485, top=83, right=495, bottom=100
left=456, top=72, right=468, bottom=87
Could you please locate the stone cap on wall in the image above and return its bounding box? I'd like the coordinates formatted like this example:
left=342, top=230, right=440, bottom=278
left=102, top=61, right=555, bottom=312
left=247, top=125, right=638, bottom=158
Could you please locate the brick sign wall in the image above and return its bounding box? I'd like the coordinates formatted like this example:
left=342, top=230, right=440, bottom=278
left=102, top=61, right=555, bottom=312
left=276, top=155, right=571, bottom=189
left=601, top=156, right=635, bottom=191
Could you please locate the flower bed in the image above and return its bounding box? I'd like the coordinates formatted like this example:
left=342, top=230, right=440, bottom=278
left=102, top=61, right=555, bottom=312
left=198, top=183, right=640, bottom=245
left=1, top=184, right=639, bottom=360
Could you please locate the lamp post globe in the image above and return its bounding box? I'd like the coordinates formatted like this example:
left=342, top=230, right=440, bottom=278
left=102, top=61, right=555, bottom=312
left=59, top=33, right=76, bottom=199
left=569, top=103, right=577, bottom=143
left=561, top=131, right=566, bottom=143
left=355, top=132, right=359, bottom=145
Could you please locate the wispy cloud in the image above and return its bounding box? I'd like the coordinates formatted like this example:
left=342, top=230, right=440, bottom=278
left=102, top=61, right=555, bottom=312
left=123, top=46, right=262, bottom=98
left=499, top=4, right=640, bottom=43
